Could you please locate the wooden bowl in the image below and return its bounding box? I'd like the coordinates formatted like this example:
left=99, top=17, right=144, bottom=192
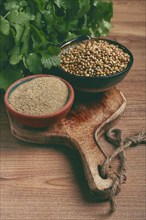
left=4, top=74, right=74, bottom=128
left=59, top=37, right=134, bottom=93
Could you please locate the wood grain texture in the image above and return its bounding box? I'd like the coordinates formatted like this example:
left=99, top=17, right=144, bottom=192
left=0, top=1, right=146, bottom=219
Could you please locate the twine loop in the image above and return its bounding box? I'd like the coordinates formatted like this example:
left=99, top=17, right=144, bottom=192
left=101, top=129, right=146, bottom=213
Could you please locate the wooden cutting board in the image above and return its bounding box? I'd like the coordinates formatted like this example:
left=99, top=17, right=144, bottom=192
left=7, top=87, right=126, bottom=200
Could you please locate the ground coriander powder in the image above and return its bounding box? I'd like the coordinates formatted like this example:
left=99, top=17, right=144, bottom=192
left=9, top=77, right=69, bottom=116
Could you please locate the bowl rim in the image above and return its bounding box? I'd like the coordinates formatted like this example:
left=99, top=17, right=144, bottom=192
left=60, top=37, right=134, bottom=79
left=4, top=74, right=75, bottom=119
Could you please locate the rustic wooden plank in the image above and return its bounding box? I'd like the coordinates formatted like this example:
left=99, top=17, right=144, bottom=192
left=0, top=0, right=146, bottom=220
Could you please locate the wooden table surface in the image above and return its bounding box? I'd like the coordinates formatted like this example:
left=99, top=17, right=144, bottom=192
left=0, top=1, right=145, bottom=219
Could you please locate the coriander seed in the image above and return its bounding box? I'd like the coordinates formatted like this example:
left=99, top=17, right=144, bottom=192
left=61, top=40, right=130, bottom=77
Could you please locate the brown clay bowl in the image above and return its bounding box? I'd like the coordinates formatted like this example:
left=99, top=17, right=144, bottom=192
left=4, top=74, right=74, bottom=128
left=58, top=36, right=134, bottom=93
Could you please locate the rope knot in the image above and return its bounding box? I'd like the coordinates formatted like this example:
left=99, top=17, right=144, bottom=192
left=125, top=131, right=146, bottom=146
left=100, top=128, right=146, bottom=213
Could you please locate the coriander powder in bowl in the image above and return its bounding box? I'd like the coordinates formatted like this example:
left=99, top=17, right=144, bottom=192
left=4, top=75, right=74, bottom=128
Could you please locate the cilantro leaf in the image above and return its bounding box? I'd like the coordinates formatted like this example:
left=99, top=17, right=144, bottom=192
left=97, top=19, right=112, bottom=36
left=41, top=53, right=60, bottom=69
left=47, top=46, right=60, bottom=56
left=31, top=0, right=48, bottom=12
left=25, top=53, right=42, bottom=73
left=21, top=25, right=30, bottom=55
left=12, top=23, right=24, bottom=44
left=53, top=0, right=67, bottom=9
left=4, top=1, right=20, bottom=11
left=78, top=0, right=90, bottom=17
left=7, top=10, right=35, bottom=26
left=9, top=45, right=23, bottom=65
left=0, top=66, right=23, bottom=90
left=0, top=16, right=10, bottom=35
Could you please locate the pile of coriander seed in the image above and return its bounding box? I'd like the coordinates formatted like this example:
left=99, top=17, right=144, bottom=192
left=60, top=40, right=130, bottom=77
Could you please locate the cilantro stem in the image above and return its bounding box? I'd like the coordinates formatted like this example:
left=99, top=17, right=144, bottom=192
left=3, top=11, right=10, bottom=19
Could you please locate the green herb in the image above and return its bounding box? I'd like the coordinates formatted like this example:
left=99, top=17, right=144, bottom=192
left=0, top=0, right=113, bottom=90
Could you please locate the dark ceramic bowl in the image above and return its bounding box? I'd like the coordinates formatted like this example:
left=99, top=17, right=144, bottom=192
left=59, top=36, right=134, bottom=92
left=4, top=74, right=74, bottom=128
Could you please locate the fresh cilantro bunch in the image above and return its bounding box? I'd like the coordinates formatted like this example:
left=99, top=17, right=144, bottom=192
left=0, top=0, right=113, bottom=90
